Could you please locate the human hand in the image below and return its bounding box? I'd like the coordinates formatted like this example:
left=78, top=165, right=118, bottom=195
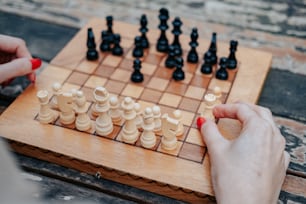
left=0, top=34, right=41, bottom=84
left=198, top=103, right=290, bottom=204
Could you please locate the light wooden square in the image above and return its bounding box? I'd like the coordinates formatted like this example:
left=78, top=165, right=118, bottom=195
left=208, top=78, right=232, bottom=93
left=142, top=62, right=157, bottom=76
left=39, top=65, right=72, bottom=84
left=76, top=60, right=99, bottom=74
left=61, top=83, right=81, bottom=93
left=122, top=84, right=144, bottom=98
left=186, top=128, right=206, bottom=147
left=110, top=69, right=131, bottom=82
left=147, top=77, right=169, bottom=91
left=84, top=76, right=108, bottom=89
left=179, top=110, right=195, bottom=126
left=121, top=38, right=134, bottom=48
left=159, top=93, right=182, bottom=108
left=184, top=86, right=206, bottom=100
left=136, top=100, right=156, bottom=112
left=103, top=55, right=122, bottom=67
left=180, top=72, right=193, bottom=84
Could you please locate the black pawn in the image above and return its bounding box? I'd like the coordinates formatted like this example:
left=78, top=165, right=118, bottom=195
left=139, top=14, right=149, bottom=49
left=100, top=30, right=111, bottom=52
left=133, top=36, right=144, bottom=58
left=171, top=17, right=183, bottom=56
left=187, top=28, right=199, bottom=63
left=208, top=32, right=218, bottom=65
left=165, top=45, right=176, bottom=68
left=201, top=51, right=213, bottom=74
left=216, top=57, right=228, bottom=80
left=106, top=16, right=114, bottom=43
left=131, top=58, right=144, bottom=83
left=112, top=34, right=123, bottom=56
left=156, top=8, right=169, bottom=52
left=227, top=40, right=238, bottom=69
left=172, top=57, right=185, bottom=81
left=86, top=28, right=98, bottom=61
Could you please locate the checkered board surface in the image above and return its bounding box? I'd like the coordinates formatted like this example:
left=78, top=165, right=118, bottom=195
left=0, top=18, right=272, bottom=198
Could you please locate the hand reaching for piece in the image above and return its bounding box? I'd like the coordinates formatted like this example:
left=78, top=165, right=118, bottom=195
left=198, top=103, right=290, bottom=204
left=0, top=34, right=41, bottom=84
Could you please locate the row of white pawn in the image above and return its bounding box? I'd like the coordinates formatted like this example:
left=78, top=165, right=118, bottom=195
left=37, top=83, right=184, bottom=150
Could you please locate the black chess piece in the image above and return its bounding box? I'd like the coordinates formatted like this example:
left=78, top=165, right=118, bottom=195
left=131, top=58, right=144, bottom=83
left=139, top=14, right=149, bottom=48
left=100, top=30, right=111, bottom=52
left=133, top=36, right=144, bottom=58
left=216, top=57, right=228, bottom=80
left=112, top=34, right=123, bottom=56
left=86, top=28, right=99, bottom=61
left=187, top=28, right=199, bottom=63
left=156, top=8, right=169, bottom=52
left=208, top=32, right=218, bottom=65
left=171, top=17, right=183, bottom=56
left=172, top=57, right=185, bottom=81
left=165, top=45, right=177, bottom=68
left=227, top=40, right=238, bottom=69
left=201, top=51, right=213, bottom=74
left=106, top=16, right=114, bottom=43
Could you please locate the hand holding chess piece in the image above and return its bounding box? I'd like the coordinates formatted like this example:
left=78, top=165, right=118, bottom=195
left=197, top=103, right=290, bottom=204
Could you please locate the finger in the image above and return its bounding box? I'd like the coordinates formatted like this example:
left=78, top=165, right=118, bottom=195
left=241, top=102, right=274, bottom=123
left=284, top=151, right=290, bottom=170
left=0, top=58, right=32, bottom=83
left=213, top=103, right=258, bottom=125
left=201, top=118, right=228, bottom=154
left=27, top=72, right=36, bottom=83
left=0, top=35, right=31, bottom=58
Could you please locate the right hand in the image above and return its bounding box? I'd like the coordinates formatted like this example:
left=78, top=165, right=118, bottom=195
left=200, top=103, right=290, bottom=204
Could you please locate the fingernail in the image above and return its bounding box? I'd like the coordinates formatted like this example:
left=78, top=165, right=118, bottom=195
left=31, top=58, right=42, bottom=70
left=196, top=117, right=206, bottom=130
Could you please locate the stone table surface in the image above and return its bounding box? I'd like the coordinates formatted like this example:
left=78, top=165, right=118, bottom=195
left=0, top=0, right=305, bottom=203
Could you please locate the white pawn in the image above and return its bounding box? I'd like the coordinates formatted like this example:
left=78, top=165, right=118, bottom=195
left=50, top=82, right=62, bottom=109
left=134, top=103, right=143, bottom=130
left=152, top=105, right=161, bottom=133
left=109, top=96, right=121, bottom=123
left=213, top=86, right=222, bottom=99
left=173, top=109, right=184, bottom=137
left=204, top=93, right=217, bottom=109
left=37, top=90, right=58, bottom=124
left=120, top=97, right=139, bottom=144
left=58, top=92, right=75, bottom=125
left=161, top=114, right=178, bottom=151
left=140, top=107, right=156, bottom=148
left=75, top=91, right=92, bottom=131
left=94, top=86, right=113, bottom=136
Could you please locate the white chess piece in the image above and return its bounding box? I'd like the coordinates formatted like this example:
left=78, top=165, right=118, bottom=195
left=134, top=103, right=143, bottom=129
left=58, top=92, right=75, bottom=125
left=152, top=105, right=161, bottom=133
left=161, top=113, right=178, bottom=151
left=74, top=91, right=92, bottom=131
left=120, top=97, right=139, bottom=144
left=94, top=86, right=113, bottom=136
left=202, top=93, right=217, bottom=120
left=109, top=96, right=122, bottom=123
left=37, top=90, right=58, bottom=124
left=173, top=109, right=184, bottom=137
left=213, top=86, right=222, bottom=99
left=50, top=82, right=62, bottom=109
left=140, top=107, right=156, bottom=148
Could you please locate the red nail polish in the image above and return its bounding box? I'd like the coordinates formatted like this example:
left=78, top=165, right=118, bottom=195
left=31, top=58, right=42, bottom=70
left=197, top=117, right=206, bottom=130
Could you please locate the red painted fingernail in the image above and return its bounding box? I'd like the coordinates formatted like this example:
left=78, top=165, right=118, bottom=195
left=197, top=117, right=206, bottom=130
left=31, top=58, right=42, bottom=70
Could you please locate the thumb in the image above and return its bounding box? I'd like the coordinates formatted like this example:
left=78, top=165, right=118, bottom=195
left=200, top=118, right=228, bottom=154
left=0, top=58, right=32, bottom=83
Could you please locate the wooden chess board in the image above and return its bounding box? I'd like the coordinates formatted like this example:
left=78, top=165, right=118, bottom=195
left=0, top=18, right=272, bottom=202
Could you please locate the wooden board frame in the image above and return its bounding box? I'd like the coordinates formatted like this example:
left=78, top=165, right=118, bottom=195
left=0, top=18, right=272, bottom=202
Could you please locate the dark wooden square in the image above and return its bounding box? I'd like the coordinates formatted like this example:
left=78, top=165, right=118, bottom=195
left=66, top=71, right=89, bottom=85
left=178, top=143, right=206, bottom=163
left=140, top=88, right=163, bottom=103
left=179, top=97, right=201, bottom=113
